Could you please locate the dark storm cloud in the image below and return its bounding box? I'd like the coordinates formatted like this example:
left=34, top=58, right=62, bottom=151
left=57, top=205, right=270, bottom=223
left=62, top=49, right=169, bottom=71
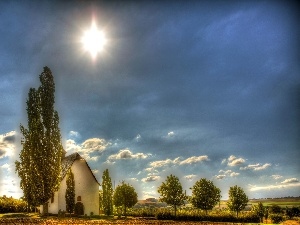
left=45, top=1, right=299, bottom=168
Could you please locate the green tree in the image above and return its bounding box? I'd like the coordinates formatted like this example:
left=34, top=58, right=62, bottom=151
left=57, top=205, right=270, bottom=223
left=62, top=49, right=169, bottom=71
left=113, top=181, right=138, bottom=218
left=252, top=202, right=265, bottom=222
left=65, top=169, right=75, bottom=214
left=99, top=190, right=103, bottom=214
left=15, top=67, right=64, bottom=211
left=190, top=178, right=221, bottom=215
left=102, top=169, right=113, bottom=216
left=157, top=174, right=187, bottom=217
left=227, top=185, right=249, bottom=217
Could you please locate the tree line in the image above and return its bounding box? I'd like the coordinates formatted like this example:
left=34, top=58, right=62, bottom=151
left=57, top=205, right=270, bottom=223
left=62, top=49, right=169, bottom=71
left=97, top=172, right=248, bottom=218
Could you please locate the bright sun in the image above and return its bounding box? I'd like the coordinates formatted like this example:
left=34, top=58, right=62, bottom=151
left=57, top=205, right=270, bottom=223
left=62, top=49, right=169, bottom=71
left=81, top=21, right=106, bottom=59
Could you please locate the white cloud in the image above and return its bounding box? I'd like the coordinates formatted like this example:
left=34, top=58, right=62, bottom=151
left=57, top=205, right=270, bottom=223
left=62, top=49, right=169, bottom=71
left=142, top=175, right=160, bottom=182
left=249, top=181, right=300, bottom=191
left=66, top=137, right=111, bottom=161
left=108, top=149, right=149, bottom=160
left=184, top=174, right=196, bottom=180
left=216, top=175, right=226, bottom=179
left=149, top=157, right=180, bottom=168
left=227, top=155, right=245, bottom=166
left=180, top=155, right=209, bottom=165
left=219, top=169, right=232, bottom=175
left=1, top=163, right=11, bottom=172
left=69, top=130, right=80, bottom=138
left=216, top=169, right=239, bottom=179
left=149, top=155, right=209, bottom=168
left=281, top=178, right=299, bottom=184
left=81, top=138, right=110, bottom=153
left=271, top=175, right=283, bottom=180
left=92, top=169, right=99, bottom=174
left=135, top=134, right=141, bottom=142
left=130, top=178, right=139, bottom=182
left=144, top=167, right=159, bottom=173
left=167, top=131, right=175, bottom=137
left=66, top=139, right=82, bottom=153
left=230, top=172, right=240, bottom=177
left=0, top=131, right=17, bottom=159
left=240, top=163, right=271, bottom=171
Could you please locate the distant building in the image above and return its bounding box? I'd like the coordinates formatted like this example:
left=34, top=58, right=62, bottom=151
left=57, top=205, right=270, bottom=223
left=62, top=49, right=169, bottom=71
left=40, top=152, right=99, bottom=215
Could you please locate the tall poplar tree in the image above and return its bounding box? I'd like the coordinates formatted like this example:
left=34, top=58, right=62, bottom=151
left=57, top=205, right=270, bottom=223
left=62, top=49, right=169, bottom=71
left=102, top=169, right=113, bottom=216
left=65, top=169, right=75, bottom=213
left=15, top=66, right=63, bottom=210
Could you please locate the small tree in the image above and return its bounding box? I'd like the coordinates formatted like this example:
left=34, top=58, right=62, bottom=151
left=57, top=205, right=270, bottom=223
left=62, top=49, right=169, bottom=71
left=65, top=169, right=75, bottom=214
left=157, top=174, right=187, bottom=217
left=113, top=181, right=138, bottom=218
left=102, top=169, right=113, bottom=216
left=190, top=178, right=221, bottom=215
left=252, top=202, right=265, bottom=222
left=227, top=185, right=248, bottom=217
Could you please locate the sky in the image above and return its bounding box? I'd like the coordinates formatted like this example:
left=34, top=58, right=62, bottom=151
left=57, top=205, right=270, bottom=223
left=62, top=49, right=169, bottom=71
left=0, top=0, right=299, bottom=200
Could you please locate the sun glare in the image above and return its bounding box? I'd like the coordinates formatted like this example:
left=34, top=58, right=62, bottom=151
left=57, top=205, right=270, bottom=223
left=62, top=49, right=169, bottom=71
left=81, top=21, right=106, bottom=59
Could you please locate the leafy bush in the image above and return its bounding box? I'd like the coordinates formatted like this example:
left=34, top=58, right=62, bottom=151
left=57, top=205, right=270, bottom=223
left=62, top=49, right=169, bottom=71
left=286, top=207, right=300, bottom=218
left=0, top=196, right=28, bottom=213
left=270, top=213, right=284, bottom=224
left=154, top=208, right=259, bottom=222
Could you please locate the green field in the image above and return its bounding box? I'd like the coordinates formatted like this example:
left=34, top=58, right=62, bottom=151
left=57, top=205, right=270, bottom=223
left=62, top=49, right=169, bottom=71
left=249, top=198, right=300, bottom=207
left=216, top=198, right=300, bottom=209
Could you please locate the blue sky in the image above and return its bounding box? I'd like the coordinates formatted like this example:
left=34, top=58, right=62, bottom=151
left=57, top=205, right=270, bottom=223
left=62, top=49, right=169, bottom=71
left=0, top=0, right=299, bottom=200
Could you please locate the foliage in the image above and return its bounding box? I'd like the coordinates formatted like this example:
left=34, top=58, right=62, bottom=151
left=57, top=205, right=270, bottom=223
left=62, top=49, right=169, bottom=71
left=154, top=208, right=259, bottom=222
left=65, top=169, right=75, bottom=213
left=102, top=169, right=113, bottom=216
left=286, top=206, right=300, bottom=218
left=0, top=196, right=28, bottom=213
left=15, top=66, right=63, bottom=209
left=251, top=202, right=265, bottom=222
left=113, top=181, right=138, bottom=217
left=157, top=174, right=187, bottom=217
left=75, top=202, right=84, bottom=215
left=269, top=204, right=282, bottom=214
left=270, top=213, right=284, bottom=224
left=227, top=185, right=248, bottom=217
left=190, top=178, right=221, bottom=215
left=99, top=190, right=103, bottom=213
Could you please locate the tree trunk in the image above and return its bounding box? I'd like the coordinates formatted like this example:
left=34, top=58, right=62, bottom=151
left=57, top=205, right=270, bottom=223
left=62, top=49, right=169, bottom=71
left=124, top=205, right=127, bottom=218
left=43, top=202, right=48, bottom=216
left=174, top=205, right=177, bottom=217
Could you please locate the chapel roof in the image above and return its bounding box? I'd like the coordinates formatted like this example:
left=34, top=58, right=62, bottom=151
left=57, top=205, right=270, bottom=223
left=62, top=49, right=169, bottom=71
left=61, top=152, right=99, bottom=185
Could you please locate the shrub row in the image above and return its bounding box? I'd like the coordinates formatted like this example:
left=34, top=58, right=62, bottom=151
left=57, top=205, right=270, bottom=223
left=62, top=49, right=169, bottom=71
left=0, top=196, right=28, bottom=213
left=127, top=208, right=259, bottom=223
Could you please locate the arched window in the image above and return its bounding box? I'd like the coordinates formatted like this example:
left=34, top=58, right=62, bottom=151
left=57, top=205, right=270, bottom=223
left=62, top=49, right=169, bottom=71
left=77, top=196, right=81, bottom=202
